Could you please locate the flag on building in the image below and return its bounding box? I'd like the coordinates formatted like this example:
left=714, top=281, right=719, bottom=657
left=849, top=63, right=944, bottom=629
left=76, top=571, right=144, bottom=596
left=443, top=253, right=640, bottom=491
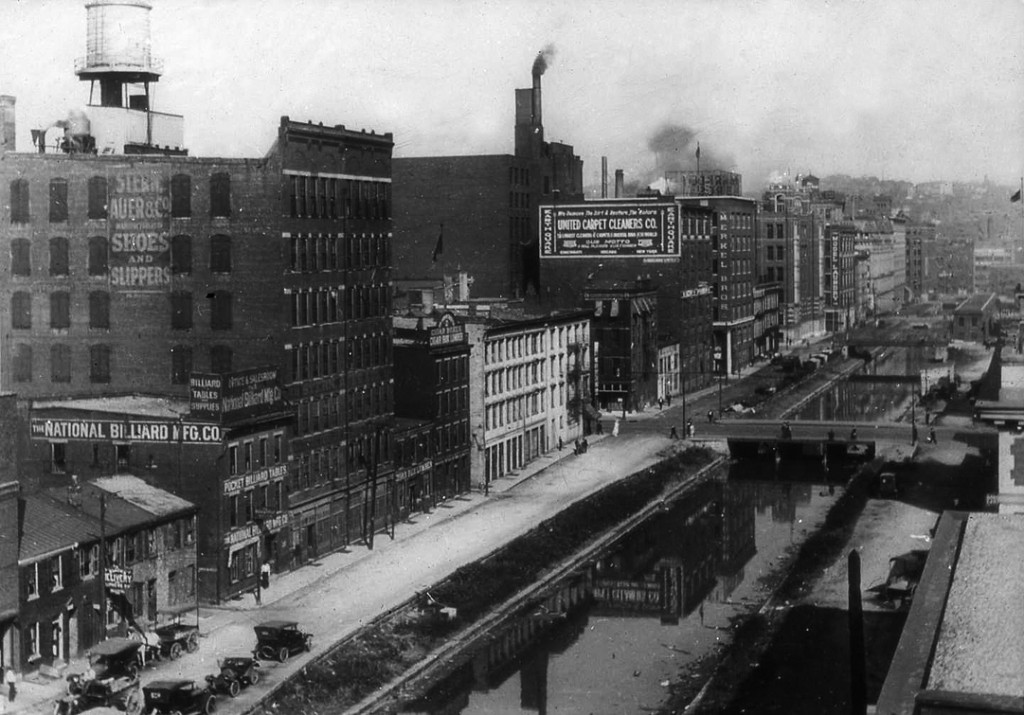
left=431, top=224, right=444, bottom=263
left=1012, top=189, right=1022, bottom=203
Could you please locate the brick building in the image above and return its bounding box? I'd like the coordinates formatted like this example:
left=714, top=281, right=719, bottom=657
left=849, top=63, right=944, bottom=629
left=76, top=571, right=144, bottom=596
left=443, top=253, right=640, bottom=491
left=392, top=312, right=472, bottom=503
left=1, top=0, right=396, bottom=603
left=823, top=223, right=858, bottom=333
left=392, top=60, right=583, bottom=299
left=757, top=203, right=824, bottom=344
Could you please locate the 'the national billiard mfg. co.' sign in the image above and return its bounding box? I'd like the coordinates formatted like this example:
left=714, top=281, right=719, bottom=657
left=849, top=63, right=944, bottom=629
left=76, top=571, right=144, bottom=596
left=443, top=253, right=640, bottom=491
left=540, top=202, right=677, bottom=258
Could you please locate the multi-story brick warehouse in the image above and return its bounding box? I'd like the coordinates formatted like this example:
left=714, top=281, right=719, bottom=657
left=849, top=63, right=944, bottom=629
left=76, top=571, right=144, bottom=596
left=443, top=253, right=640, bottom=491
left=0, top=117, right=396, bottom=601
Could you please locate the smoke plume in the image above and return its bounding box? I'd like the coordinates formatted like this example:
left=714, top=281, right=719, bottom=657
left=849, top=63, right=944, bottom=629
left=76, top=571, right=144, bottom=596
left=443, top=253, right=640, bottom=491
left=532, top=44, right=557, bottom=77
left=646, top=121, right=734, bottom=173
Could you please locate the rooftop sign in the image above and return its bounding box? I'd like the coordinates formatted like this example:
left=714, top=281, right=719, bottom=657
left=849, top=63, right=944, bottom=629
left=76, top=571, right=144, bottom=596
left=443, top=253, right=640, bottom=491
left=540, top=202, right=677, bottom=258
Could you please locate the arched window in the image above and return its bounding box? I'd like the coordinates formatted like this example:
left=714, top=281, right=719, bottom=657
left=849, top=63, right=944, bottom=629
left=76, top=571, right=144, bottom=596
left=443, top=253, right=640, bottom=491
left=210, top=172, right=231, bottom=218
left=11, top=291, right=31, bottom=329
left=11, top=238, right=31, bottom=276
left=171, top=235, right=192, bottom=275
left=87, top=176, right=108, bottom=219
left=9, top=179, right=29, bottom=223
left=49, top=237, right=69, bottom=276
left=171, top=174, right=191, bottom=217
left=209, top=234, right=231, bottom=273
left=51, top=344, right=71, bottom=383
left=88, top=236, right=108, bottom=276
left=89, top=291, right=110, bottom=329
left=49, top=178, right=68, bottom=222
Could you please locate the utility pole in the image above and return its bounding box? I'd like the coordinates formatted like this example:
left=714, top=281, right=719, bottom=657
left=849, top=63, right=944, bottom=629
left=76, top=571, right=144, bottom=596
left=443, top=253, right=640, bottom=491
left=99, top=493, right=107, bottom=637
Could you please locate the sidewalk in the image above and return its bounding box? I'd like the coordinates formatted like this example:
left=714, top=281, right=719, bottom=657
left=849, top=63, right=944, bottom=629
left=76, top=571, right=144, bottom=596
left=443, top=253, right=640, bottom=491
left=7, top=430, right=623, bottom=715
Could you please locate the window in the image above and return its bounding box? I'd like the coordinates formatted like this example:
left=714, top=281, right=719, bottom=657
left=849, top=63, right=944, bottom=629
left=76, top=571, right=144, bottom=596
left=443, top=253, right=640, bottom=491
left=90, top=344, right=111, bottom=383
left=27, top=622, right=40, bottom=658
left=50, top=291, right=71, bottom=329
left=170, top=291, right=193, bottom=329
left=51, top=442, right=67, bottom=473
left=210, top=234, right=231, bottom=273
left=11, top=291, right=31, bottom=329
left=11, top=238, right=30, bottom=275
left=78, top=544, right=97, bottom=578
left=87, top=176, right=108, bottom=219
left=13, top=344, right=32, bottom=382
left=210, top=172, right=231, bottom=218
left=209, top=291, right=232, bottom=329
left=49, top=179, right=68, bottom=222
left=26, top=563, right=40, bottom=599
left=49, top=237, right=69, bottom=276
left=171, top=174, right=191, bottom=217
left=273, top=434, right=282, bottom=464
left=10, top=179, right=29, bottom=223
left=228, top=445, right=238, bottom=475
left=89, top=291, right=110, bottom=329
left=229, top=495, right=238, bottom=527
left=184, top=516, right=195, bottom=545
left=171, top=345, right=192, bottom=385
left=211, top=345, right=232, bottom=374
left=171, top=235, right=192, bottom=275
left=88, top=236, right=108, bottom=275
left=51, top=344, right=71, bottom=382
left=49, top=554, right=63, bottom=591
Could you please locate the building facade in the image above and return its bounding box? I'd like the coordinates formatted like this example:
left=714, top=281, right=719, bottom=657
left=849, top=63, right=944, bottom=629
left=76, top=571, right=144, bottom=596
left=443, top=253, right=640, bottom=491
left=823, top=223, right=858, bottom=333
left=465, top=311, right=591, bottom=490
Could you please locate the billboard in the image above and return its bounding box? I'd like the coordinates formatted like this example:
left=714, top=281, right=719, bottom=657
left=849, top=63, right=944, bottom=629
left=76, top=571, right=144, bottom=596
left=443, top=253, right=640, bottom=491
left=108, top=171, right=171, bottom=292
left=189, top=367, right=283, bottom=421
left=30, top=417, right=223, bottom=444
left=540, top=202, right=677, bottom=258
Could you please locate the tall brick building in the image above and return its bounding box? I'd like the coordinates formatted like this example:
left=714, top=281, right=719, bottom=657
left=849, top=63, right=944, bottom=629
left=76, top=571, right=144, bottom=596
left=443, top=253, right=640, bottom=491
left=0, top=0, right=396, bottom=603
left=392, top=57, right=583, bottom=299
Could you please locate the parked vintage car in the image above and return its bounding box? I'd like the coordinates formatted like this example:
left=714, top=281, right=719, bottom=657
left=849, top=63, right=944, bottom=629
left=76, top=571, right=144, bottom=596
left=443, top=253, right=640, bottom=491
left=154, top=622, right=201, bottom=660
left=66, top=639, right=143, bottom=694
left=142, top=680, right=217, bottom=715
left=205, top=657, right=261, bottom=697
left=54, top=676, right=142, bottom=715
left=253, top=620, right=312, bottom=662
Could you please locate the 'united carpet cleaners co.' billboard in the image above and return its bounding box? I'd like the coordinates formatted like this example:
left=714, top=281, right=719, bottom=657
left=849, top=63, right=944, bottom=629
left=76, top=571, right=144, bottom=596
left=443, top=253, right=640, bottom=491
left=540, top=202, right=677, bottom=258
left=108, top=171, right=172, bottom=292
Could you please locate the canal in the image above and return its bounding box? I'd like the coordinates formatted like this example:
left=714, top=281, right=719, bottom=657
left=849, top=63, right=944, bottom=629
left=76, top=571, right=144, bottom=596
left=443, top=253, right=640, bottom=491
left=401, top=459, right=853, bottom=714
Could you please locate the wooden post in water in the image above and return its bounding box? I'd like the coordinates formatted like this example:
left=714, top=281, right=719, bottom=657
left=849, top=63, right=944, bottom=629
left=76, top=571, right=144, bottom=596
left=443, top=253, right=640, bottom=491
left=848, top=549, right=866, bottom=715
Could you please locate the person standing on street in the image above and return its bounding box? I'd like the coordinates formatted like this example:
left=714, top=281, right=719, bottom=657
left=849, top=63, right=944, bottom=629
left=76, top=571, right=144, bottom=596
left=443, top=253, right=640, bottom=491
left=707, top=410, right=714, bottom=424
left=658, top=396, right=664, bottom=410
left=928, top=427, right=937, bottom=444
left=687, top=419, right=694, bottom=438
left=670, top=426, right=679, bottom=439
left=4, top=666, right=15, bottom=703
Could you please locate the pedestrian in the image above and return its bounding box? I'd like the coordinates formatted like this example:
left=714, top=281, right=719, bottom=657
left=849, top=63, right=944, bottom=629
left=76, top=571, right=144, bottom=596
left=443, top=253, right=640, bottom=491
left=699, top=602, right=704, bottom=626
left=666, top=394, right=672, bottom=407
left=573, top=439, right=580, bottom=455
left=596, top=420, right=604, bottom=435
left=670, top=426, right=679, bottom=439
left=582, top=438, right=589, bottom=453
left=558, top=437, right=564, bottom=451
left=707, top=410, right=714, bottom=424
left=658, top=396, right=664, bottom=410
left=5, top=664, right=16, bottom=702
left=254, top=586, right=261, bottom=606
left=928, top=427, right=936, bottom=444
left=687, top=419, right=694, bottom=437
left=612, top=419, right=620, bottom=437
left=850, top=427, right=858, bottom=440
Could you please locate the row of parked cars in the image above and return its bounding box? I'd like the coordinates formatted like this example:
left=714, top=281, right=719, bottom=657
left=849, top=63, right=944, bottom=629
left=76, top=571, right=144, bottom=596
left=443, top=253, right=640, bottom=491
left=55, top=620, right=312, bottom=715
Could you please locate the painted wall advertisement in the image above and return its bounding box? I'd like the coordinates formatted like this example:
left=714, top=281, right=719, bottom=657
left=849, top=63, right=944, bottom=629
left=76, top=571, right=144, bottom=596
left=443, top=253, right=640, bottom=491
left=30, top=416, right=223, bottom=444
left=189, top=367, right=283, bottom=421
left=108, top=171, right=171, bottom=291
left=540, top=202, right=677, bottom=258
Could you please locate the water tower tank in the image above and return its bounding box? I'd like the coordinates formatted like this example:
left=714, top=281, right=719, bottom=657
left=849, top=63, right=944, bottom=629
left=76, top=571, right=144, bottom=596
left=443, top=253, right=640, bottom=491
left=76, top=0, right=162, bottom=107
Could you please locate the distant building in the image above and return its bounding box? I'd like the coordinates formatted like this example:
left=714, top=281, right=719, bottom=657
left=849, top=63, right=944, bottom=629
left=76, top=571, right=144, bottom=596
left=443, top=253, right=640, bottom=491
left=951, top=293, right=999, bottom=343
left=584, top=279, right=658, bottom=412
left=757, top=203, right=825, bottom=344
left=905, top=221, right=935, bottom=301
left=664, top=170, right=742, bottom=198
left=823, top=223, right=858, bottom=333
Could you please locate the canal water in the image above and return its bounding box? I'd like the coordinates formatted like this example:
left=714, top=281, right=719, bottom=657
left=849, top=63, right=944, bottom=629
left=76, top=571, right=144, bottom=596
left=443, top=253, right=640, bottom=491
left=402, top=459, right=854, bottom=714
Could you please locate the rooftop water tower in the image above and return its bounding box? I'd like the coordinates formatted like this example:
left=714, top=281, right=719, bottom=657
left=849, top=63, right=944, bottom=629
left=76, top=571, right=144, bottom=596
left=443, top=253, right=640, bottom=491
left=75, top=0, right=162, bottom=110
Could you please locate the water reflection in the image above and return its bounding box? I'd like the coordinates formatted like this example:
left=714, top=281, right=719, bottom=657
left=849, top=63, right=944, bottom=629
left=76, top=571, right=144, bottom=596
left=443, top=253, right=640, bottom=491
left=403, top=464, right=844, bottom=714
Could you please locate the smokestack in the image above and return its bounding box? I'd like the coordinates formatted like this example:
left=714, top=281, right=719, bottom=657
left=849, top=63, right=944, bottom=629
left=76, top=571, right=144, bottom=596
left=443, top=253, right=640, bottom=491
left=0, top=96, right=14, bottom=153
left=615, top=170, right=624, bottom=198
left=602, top=157, right=608, bottom=198
left=531, top=67, right=542, bottom=127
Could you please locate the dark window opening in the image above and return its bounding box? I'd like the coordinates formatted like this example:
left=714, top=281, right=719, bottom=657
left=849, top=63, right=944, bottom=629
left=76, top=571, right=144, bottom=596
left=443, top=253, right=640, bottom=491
left=209, top=291, right=232, bottom=330
left=171, top=345, right=192, bottom=385
left=171, top=235, right=192, bottom=275
left=88, top=176, right=108, bottom=219
left=211, top=345, right=232, bottom=374
left=210, top=234, right=231, bottom=273
left=10, top=179, right=29, bottom=223
left=49, top=236, right=69, bottom=276
left=90, top=344, right=111, bottom=383
left=51, top=344, right=71, bottom=383
left=88, top=236, right=108, bottom=276
left=11, top=238, right=31, bottom=276
left=50, top=291, right=71, bottom=329
left=89, top=291, right=110, bottom=329
left=210, top=172, right=231, bottom=218
left=49, top=179, right=68, bottom=222
left=171, top=174, right=191, bottom=218
left=11, top=291, right=31, bottom=329
left=171, top=291, right=193, bottom=329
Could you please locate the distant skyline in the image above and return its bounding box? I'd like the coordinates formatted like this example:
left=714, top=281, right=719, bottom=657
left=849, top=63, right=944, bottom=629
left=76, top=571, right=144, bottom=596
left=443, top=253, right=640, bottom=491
left=1, top=0, right=1022, bottom=191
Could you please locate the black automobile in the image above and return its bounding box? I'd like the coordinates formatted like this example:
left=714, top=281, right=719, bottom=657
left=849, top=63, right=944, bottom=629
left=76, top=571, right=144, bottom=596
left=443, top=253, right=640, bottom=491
left=205, top=657, right=261, bottom=697
left=253, top=620, right=312, bottom=662
left=142, top=679, right=217, bottom=715
left=66, top=638, right=143, bottom=694
left=54, top=676, right=143, bottom=715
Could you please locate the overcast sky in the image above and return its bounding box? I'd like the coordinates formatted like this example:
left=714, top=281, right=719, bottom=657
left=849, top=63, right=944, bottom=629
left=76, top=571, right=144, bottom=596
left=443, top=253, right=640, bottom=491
left=2, top=0, right=1022, bottom=191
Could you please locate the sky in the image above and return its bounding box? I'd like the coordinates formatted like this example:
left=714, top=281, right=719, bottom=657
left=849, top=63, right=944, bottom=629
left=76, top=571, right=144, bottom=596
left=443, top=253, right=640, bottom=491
left=1, top=0, right=1023, bottom=192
